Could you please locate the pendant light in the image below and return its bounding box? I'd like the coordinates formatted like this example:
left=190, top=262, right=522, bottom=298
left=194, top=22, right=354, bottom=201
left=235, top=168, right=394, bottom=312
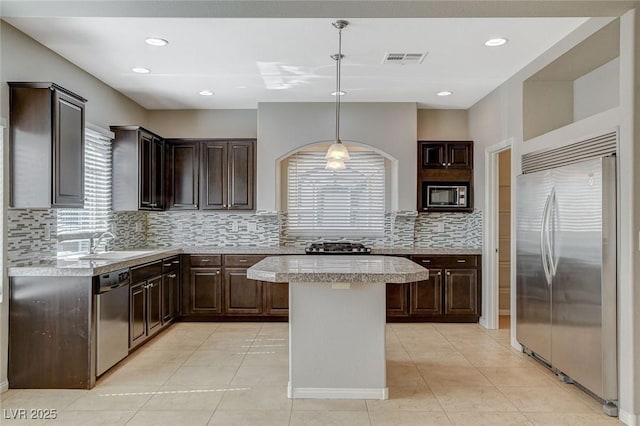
left=325, top=20, right=350, bottom=169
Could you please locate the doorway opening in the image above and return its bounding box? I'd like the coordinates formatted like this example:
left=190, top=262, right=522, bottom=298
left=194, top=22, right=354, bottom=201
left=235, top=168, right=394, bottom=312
left=497, top=149, right=511, bottom=330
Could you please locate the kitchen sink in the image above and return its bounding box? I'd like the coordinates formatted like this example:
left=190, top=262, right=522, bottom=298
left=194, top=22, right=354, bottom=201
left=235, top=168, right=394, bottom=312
left=78, top=250, right=158, bottom=261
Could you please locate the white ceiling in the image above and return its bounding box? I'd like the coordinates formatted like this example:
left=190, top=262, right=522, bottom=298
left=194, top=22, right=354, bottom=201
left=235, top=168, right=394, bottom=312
left=5, top=16, right=588, bottom=109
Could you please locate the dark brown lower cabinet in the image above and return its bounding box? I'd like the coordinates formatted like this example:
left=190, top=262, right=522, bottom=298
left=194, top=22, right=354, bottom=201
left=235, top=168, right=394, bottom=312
left=264, top=282, right=289, bottom=315
left=224, top=268, right=263, bottom=314
left=386, top=283, right=409, bottom=317
left=387, top=255, right=481, bottom=322
left=183, top=254, right=286, bottom=320
left=190, top=268, right=223, bottom=313
left=162, top=270, right=180, bottom=322
left=130, top=276, right=163, bottom=349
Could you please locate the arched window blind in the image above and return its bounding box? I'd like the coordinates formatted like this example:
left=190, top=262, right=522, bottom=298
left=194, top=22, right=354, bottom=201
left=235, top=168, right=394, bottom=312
left=57, top=128, right=112, bottom=235
left=287, top=150, right=385, bottom=237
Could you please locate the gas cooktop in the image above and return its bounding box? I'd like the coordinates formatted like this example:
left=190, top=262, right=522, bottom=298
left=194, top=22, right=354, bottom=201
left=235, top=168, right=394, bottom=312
left=305, top=242, right=372, bottom=254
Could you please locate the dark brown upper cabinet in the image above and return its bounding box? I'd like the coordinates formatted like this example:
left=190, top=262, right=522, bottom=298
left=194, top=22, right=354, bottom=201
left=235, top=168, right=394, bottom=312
left=111, top=126, right=164, bottom=211
left=419, top=141, right=473, bottom=170
left=202, top=140, right=255, bottom=211
left=166, top=140, right=200, bottom=210
left=9, top=82, right=86, bottom=208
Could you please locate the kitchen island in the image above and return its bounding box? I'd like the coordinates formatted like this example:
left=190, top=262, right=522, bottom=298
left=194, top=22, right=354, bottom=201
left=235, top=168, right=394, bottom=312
left=247, top=255, right=429, bottom=400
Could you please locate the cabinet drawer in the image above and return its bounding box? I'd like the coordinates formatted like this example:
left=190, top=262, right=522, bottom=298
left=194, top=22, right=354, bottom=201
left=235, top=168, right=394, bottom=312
left=412, top=255, right=477, bottom=268
left=224, top=255, right=267, bottom=267
left=190, top=255, right=222, bottom=267
left=162, top=256, right=180, bottom=272
left=131, top=260, right=162, bottom=283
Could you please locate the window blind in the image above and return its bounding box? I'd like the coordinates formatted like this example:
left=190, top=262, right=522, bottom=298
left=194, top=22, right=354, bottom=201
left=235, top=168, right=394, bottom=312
left=57, top=128, right=112, bottom=235
left=287, top=150, right=385, bottom=237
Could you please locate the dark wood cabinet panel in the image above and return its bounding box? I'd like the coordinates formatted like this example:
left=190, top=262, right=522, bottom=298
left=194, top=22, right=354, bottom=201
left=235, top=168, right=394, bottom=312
left=147, top=277, right=163, bottom=336
left=202, top=141, right=227, bottom=210
left=421, top=143, right=446, bottom=169
left=224, top=268, right=263, bottom=314
left=411, top=269, right=443, bottom=315
left=162, top=270, right=180, bottom=323
left=386, top=282, right=409, bottom=317
left=447, top=143, right=473, bottom=169
left=228, top=140, right=254, bottom=210
left=9, top=82, right=86, bottom=208
left=112, top=126, right=164, bottom=211
left=419, top=141, right=472, bottom=170
left=130, top=282, right=147, bottom=348
left=53, top=91, right=85, bottom=207
left=167, top=141, right=199, bottom=210
left=445, top=268, right=478, bottom=316
left=190, top=268, right=222, bottom=313
left=264, top=282, right=289, bottom=316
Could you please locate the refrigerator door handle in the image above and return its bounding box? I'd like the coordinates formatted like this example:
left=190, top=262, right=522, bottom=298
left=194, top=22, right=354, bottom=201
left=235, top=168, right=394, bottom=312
left=547, top=189, right=558, bottom=277
left=540, top=190, right=553, bottom=286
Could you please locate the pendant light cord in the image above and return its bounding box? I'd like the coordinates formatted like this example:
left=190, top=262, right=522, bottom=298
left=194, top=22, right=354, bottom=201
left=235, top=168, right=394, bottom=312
left=335, top=25, right=342, bottom=144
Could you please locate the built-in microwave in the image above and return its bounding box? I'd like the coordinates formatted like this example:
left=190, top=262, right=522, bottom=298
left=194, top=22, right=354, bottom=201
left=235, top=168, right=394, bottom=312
left=422, top=182, right=469, bottom=210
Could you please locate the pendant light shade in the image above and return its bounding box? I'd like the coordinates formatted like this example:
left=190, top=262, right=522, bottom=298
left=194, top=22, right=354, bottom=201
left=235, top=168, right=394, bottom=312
left=325, top=20, right=350, bottom=168
left=325, top=141, right=350, bottom=161
left=325, top=158, right=347, bottom=170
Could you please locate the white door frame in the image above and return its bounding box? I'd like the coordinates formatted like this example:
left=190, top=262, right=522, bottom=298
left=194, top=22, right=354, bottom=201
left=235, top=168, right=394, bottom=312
left=480, top=138, right=512, bottom=330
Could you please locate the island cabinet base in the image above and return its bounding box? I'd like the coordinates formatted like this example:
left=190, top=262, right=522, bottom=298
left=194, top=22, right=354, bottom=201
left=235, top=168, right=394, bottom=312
left=288, top=281, right=388, bottom=400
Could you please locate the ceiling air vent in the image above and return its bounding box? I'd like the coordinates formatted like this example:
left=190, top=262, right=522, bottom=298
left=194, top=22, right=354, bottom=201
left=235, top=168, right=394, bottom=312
left=382, top=52, right=427, bottom=65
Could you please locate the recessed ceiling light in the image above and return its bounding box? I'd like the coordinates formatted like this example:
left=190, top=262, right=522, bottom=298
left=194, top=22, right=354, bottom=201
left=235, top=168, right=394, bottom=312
left=132, top=67, right=150, bottom=74
left=236, top=86, right=247, bottom=89
left=485, top=38, right=508, bottom=47
left=199, top=90, right=214, bottom=96
left=436, top=91, right=453, bottom=97
left=331, top=91, right=346, bottom=96
left=145, top=37, right=168, bottom=47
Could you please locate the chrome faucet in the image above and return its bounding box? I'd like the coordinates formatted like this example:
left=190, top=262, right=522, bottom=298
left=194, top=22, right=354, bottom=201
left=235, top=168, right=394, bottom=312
left=90, top=232, right=115, bottom=254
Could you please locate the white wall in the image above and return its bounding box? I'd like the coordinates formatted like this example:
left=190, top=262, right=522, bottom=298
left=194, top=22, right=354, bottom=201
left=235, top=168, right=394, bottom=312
left=146, top=109, right=257, bottom=139
left=257, top=102, right=417, bottom=212
left=0, top=21, right=148, bottom=393
left=574, top=57, right=620, bottom=121
left=469, top=14, right=640, bottom=423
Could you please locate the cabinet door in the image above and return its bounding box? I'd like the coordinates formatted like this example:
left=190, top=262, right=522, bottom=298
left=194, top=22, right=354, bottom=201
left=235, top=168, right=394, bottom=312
left=139, top=133, right=154, bottom=209
left=447, top=143, right=472, bottom=169
left=386, top=283, right=409, bottom=317
left=167, top=141, right=199, bottom=210
left=190, top=268, right=222, bottom=313
left=224, top=268, right=263, bottom=314
left=411, top=269, right=443, bottom=315
left=130, top=282, right=147, bottom=348
left=162, top=271, right=179, bottom=323
left=264, top=282, right=289, bottom=316
left=53, top=90, right=85, bottom=207
left=420, top=142, right=447, bottom=169
left=146, top=277, right=163, bottom=336
left=228, top=140, right=255, bottom=210
left=201, top=142, right=228, bottom=210
left=151, top=138, right=164, bottom=210
left=444, top=268, right=478, bottom=315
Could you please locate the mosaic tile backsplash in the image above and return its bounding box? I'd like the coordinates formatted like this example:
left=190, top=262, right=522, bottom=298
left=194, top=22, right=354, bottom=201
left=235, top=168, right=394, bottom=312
left=7, top=208, right=482, bottom=266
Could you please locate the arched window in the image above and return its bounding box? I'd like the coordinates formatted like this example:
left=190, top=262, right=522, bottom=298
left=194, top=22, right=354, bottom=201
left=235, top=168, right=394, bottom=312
left=285, top=147, right=385, bottom=237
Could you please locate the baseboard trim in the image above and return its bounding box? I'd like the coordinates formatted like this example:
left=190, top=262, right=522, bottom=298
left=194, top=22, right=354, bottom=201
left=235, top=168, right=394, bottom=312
left=288, top=385, right=388, bottom=400
left=0, top=380, right=9, bottom=393
left=619, top=408, right=638, bottom=425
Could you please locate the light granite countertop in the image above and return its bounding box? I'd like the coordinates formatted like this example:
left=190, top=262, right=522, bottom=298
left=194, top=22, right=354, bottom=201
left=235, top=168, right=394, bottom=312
left=247, top=255, right=430, bottom=283
left=8, top=246, right=481, bottom=277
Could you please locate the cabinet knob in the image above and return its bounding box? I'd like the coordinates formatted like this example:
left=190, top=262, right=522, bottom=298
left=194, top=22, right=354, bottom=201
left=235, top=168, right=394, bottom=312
left=163, top=263, right=172, bottom=267
left=447, top=162, right=451, bottom=166
left=222, top=204, right=227, bottom=208
left=168, top=273, right=176, bottom=278
left=421, top=259, right=430, bottom=263
left=172, top=260, right=180, bottom=264
left=216, top=270, right=220, bottom=275
left=456, top=259, right=466, bottom=263
left=201, top=259, right=210, bottom=262
left=446, top=271, right=451, bottom=276
left=437, top=272, right=441, bottom=276
left=442, top=163, right=446, bottom=166
left=150, top=203, right=157, bottom=207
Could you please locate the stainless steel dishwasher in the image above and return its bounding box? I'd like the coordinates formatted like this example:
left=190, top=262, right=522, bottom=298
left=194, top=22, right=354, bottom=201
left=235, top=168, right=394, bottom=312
left=96, top=269, right=130, bottom=376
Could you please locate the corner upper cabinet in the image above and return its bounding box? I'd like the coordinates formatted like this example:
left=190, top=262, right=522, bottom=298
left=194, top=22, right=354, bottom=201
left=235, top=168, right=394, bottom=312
left=111, top=126, right=164, bottom=211
left=202, top=140, right=255, bottom=211
left=9, top=82, right=86, bottom=208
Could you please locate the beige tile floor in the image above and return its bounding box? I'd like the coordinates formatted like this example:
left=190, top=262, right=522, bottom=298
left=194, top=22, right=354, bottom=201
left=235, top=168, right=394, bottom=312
left=0, top=320, right=621, bottom=425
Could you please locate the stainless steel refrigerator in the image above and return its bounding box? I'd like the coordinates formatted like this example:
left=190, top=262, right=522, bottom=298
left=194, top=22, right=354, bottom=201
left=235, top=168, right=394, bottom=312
left=516, top=156, right=617, bottom=407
